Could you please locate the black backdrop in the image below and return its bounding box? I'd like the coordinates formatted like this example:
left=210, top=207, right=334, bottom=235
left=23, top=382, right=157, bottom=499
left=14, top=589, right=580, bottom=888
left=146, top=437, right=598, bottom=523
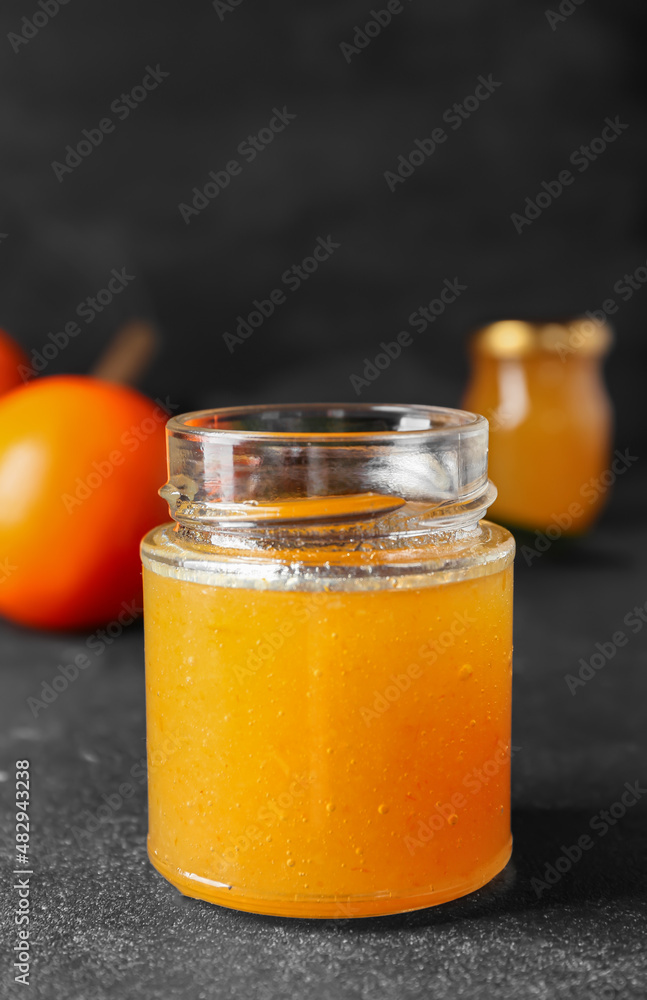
left=1, top=0, right=646, bottom=449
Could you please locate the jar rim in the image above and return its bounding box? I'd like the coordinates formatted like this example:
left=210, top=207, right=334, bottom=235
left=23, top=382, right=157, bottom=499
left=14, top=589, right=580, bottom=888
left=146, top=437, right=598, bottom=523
left=470, top=318, right=612, bottom=358
left=168, top=403, right=486, bottom=442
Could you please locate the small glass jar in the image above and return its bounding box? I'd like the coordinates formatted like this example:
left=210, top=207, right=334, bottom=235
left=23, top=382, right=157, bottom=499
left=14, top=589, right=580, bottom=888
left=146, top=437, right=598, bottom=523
left=463, top=319, right=613, bottom=533
left=141, top=404, right=514, bottom=918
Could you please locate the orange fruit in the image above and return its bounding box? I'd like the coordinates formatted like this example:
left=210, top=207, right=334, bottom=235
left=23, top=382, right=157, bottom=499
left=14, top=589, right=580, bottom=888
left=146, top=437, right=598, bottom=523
left=0, top=375, right=168, bottom=630
left=0, top=327, right=29, bottom=396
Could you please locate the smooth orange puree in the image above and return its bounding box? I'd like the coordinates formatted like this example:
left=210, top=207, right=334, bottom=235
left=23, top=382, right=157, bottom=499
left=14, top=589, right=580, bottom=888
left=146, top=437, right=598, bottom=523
left=464, top=354, right=612, bottom=531
left=144, top=544, right=513, bottom=918
left=463, top=320, right=613, bottom=533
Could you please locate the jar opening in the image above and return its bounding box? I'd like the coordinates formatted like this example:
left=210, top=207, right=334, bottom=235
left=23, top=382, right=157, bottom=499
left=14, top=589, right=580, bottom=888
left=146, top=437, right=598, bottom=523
left=179, top=403, right=482, bottom=439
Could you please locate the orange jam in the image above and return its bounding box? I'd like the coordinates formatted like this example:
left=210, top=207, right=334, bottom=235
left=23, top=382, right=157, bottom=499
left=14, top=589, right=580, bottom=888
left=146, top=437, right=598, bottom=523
left=141, top=404, right=515, bottom=917
left=463, top=320, right=613, bottom=533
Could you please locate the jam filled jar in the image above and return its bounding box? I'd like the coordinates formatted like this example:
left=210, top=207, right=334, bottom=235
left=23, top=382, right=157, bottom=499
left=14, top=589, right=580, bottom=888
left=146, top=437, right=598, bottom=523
left=463, top=319, right=613, bottom=533
left=141, top=404, right=515, bottom=918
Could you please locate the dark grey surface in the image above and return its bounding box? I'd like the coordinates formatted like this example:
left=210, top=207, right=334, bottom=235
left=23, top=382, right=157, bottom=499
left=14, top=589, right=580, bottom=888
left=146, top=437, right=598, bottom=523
left=1, top=476, right=646, bottom=999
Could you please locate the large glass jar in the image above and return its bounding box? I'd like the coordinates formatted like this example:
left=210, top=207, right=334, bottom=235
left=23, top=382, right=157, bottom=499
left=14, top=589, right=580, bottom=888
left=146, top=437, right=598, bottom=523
left=463, top=319, right=613, bottom=533
left=141, top=404, right=514, bottom=918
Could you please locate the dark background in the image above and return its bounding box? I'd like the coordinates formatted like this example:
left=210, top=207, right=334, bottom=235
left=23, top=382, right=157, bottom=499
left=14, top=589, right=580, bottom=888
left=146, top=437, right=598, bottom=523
left=1, top=0, right=646, bottom=447
left=1, top=3, right=646, bottom=998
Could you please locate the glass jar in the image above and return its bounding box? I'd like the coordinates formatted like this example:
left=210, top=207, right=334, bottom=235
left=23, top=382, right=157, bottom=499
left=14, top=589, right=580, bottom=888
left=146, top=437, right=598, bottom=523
left=462, top=319, right=613, bottom=533
left=141, top=404, right=515, bottom=918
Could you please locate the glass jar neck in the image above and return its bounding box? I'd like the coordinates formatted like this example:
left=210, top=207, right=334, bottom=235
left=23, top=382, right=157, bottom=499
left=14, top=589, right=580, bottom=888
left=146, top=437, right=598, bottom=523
left=470, top=318, right=612, bottom=363
left=159, top=404, right=496, bottom=546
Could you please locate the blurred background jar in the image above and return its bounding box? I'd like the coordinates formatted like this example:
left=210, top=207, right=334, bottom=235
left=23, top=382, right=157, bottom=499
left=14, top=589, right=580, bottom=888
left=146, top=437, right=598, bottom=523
left=462, top=319, right=613, bottom=534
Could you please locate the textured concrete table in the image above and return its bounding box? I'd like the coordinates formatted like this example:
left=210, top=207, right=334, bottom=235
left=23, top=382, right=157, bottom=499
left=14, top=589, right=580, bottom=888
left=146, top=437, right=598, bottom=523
left=1, top=501, right=646, bottom=999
